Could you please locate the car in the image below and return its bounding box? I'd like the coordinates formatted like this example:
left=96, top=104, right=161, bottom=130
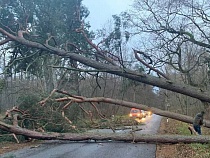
left=146, top=111, right=152, bottom=116
left=141, top=110, right=152, bottom=117
left=129, top=108, right=143, bottom=118
left=141, top=110, right=147, bottom=118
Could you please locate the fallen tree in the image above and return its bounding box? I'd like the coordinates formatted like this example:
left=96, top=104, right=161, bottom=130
left=0, top=1, right=210, bottom=145
left=40, top=89, right=210, bottom=128
left=0, top=120, right=210, bottom=144
left=1, top=89, right=210, bottom=144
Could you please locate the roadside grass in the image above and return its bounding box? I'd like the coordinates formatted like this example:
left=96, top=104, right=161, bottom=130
left=176, top=120, right=210, bottom=158
left=176, top=122, right=191, bottom=135
left=191, top=143, right=210, bottom=158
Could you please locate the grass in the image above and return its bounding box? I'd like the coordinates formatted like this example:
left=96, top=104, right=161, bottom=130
left=176, top=122, right=192, bottom=135
left=175, top=120, right=210, bottom=158
left=190, top=143, right=210, bottom=158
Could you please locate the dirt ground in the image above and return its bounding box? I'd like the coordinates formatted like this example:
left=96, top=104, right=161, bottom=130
left=156, top=118, right=196, bottom=158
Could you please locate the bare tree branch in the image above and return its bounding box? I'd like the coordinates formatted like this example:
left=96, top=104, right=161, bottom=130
left=1, top=28, right=210, bottom=102
left=38, top=90, right=210, bottom=128
left=134, top=49, right=170, bottom=79
left=0, top=38, right=11, bottom=45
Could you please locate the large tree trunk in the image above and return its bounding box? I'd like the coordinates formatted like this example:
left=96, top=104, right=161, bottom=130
left=0, top=28, right=210, bottom=103
left=0, top=121, right=209, bottom=144
left=43, top=56, right=55, bottom=93
left=54, top=95, right=210, bottom=128
left=1, top=93, right=210, bottom=144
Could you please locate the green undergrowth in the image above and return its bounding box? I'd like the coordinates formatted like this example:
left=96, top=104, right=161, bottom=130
left=191, top=143, right=210, bottom=158
left=176, top=120, right=210, bottom=158
left=176, top=122, right=192, bottom=135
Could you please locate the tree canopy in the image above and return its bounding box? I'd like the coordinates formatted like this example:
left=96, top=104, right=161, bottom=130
left=0, top=0, right=209, bottom=103
left=1, top=0, right=210, bottom=144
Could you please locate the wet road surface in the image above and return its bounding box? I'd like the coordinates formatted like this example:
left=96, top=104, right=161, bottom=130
left=1, top=114, right=161, bottom=158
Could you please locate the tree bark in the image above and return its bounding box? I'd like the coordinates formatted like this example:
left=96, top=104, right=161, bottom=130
left=54, top=95, right=210, bottom=128
left=0, top=28, right=210, bottom=103
left=0, top=121, right=209, bottom=144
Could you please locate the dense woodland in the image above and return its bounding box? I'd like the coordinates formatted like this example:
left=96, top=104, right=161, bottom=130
left=0, top=0, right=210, bottom=142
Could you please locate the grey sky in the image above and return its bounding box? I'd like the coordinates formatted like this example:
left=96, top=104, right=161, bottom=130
left=82, top=0, right=133, bottom=30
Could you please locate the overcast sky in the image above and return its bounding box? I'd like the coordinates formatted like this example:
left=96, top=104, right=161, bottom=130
left=82, top=0, right=133, bottom=31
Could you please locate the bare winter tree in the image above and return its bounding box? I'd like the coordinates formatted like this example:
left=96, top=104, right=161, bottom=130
left=1, top=0, right=210, bottom=143
left=120, top=0, right=210, bottom=113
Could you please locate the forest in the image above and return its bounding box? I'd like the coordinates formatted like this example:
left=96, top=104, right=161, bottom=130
left=0, top=0, right=210, bottom=144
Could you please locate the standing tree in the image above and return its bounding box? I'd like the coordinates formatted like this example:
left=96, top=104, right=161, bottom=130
left=0, top=0, right=92, bottom=93
left=1, top=0, right=210, bottom=143
left=120, top=0, right=210, bottom=113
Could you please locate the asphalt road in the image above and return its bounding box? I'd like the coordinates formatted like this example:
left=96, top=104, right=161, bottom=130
left=1, top=114, right=162, bottom=158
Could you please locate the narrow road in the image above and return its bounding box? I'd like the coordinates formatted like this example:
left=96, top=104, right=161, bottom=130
left=1, top=114, right=162, bottom=158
